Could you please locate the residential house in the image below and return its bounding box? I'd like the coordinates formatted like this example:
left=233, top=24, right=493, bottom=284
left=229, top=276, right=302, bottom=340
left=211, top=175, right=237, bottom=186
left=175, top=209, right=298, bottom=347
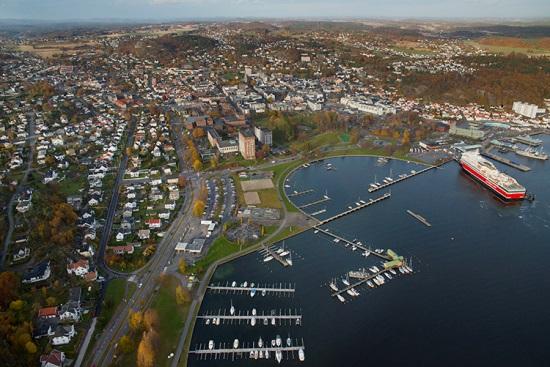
left=22, top=260, right=51, bottom=284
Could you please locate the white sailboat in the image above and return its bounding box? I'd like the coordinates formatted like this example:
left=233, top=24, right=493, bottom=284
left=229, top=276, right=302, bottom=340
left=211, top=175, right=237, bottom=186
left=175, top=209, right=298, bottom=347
left=233, top=339, right=239, bottom=349
left=276, top=349, right=283, bottom=364
left=299, top=348, right=305, bottom=361
left=208, top=340, right=214, bottom=350
left=230, top=300, right=235, bottom=316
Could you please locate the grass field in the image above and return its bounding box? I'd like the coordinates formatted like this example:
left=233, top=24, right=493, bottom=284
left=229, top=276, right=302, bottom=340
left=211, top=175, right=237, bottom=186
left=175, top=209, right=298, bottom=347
left=257, top=188, right=282, bottom=209
left=465, top=39, right=550, bottom=56
left=98, top=279, right=134, bottom=330
left=189, top=236, right=241, bottom=274
left=151, top=275, right=189, bottom=367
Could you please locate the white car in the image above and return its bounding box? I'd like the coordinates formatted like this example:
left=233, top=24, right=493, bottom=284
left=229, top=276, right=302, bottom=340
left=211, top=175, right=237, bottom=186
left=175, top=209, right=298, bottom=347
left=138, top=282, right=143, bottom=288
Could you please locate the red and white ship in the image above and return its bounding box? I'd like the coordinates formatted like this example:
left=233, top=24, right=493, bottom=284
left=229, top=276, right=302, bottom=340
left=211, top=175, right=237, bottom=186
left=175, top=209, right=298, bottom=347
left=460, top=151, right=526, bottom=200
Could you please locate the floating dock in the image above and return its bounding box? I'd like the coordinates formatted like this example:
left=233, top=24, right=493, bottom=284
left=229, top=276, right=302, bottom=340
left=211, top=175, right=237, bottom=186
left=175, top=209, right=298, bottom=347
left=207, top=282, right=295, bottom=296
left=310, top=208, right=326, bottom=216
left=298, top=196, right=330, bottom=209
left=198, top=308, right=302, bottom=326
left=191, top=339, right=305, bottom=361
left=481, top=150, right=531, bottom=172
left=288, top=189, right=314, bottom=197
left=313, top=226, right=390, bottom=260
left=318, top=192, right=391, bottom=225
left=406, top=209, right=431, bottom=227
left=368, top=160, right=452, bottom=193
left=260, top=245, right=291, bottom=267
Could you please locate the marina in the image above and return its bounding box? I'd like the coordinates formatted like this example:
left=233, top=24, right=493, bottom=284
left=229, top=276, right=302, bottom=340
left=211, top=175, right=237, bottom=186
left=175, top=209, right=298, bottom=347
left=260, top=244, right=292, bottom=267
left=406, top=209, right=432, bottom=227
left=207, top=282, right=296, bottom=297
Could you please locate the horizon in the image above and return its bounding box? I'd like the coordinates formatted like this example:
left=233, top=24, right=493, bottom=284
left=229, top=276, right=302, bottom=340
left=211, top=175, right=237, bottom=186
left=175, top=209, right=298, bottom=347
left=1, top=0, right=549, bottom=22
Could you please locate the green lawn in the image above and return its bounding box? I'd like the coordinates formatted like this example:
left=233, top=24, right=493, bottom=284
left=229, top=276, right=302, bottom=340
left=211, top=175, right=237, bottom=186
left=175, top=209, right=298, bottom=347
left=257, top=188, right=282, bottom=209
left=189, top=236, right=240, bottom=274
left=268, top=225, right=304, bottom=245
left=151, top=276, right=189, bottom=367
left=98, top=279, right=133, bottom=330
left=291, top=131, right=343, bottom=152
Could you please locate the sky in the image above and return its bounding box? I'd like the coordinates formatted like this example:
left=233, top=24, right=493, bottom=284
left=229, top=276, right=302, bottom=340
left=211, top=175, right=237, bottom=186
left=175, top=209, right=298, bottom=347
left=0, top=0, right=549, bottom=21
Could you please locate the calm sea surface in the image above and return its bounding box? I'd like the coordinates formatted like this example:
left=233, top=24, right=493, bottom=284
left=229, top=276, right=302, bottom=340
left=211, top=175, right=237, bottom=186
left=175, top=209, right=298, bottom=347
left=189, top=134, right=550, bottom=367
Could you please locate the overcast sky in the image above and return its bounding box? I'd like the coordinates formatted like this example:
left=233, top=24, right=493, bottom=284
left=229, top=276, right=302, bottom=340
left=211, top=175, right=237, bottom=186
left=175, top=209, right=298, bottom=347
left=0, top=0, right=549, bottom=21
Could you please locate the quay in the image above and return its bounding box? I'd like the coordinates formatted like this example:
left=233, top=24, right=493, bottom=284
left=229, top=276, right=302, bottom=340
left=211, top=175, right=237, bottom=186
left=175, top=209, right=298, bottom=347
left=406, top=209, right=431, bottom=227
left=318, top=192, right=391, bottom=225
left=313, top=226, right=390, bottom=260
left=368, top=160, right=452, bottom=193
left=207, top=282, right=295, bottom=296
left=514, top=135, right=542, bottom=147
left=481, top=149, right=531, bottom=172
left=298, top=196, right=330, bottom=209
left=198, top=309, right=302, bottom=325
left=288, top=189, right=314, bottom=197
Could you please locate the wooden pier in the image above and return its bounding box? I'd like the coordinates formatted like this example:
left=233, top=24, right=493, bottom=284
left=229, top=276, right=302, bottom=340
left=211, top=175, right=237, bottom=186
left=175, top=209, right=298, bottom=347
left=481, top=150, right=531, bottom=172
left=288, top=189, right=313, bottom=197
left=313, top=226, right=390, bottom=260
left=207, top=282, right=295, bottom=296
left=368, top=160, right=451, bottom=193
left=310, top=208, right=326, bottom=216
left=406, top=209, right=431, bottom=227
left=318, top=192, right=391, bottom=225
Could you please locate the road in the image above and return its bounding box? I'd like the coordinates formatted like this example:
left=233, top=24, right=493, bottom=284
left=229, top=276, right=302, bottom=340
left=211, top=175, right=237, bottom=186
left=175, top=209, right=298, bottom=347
left=96, top=119, right=136, bottom=277
left=1, top=112, right=36, bottom=270
left=87, top=180, right=200, bottom=367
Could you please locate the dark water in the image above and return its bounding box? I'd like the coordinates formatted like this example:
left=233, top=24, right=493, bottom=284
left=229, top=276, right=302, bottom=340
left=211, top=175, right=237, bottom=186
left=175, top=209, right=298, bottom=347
left=189, top=135, right=550, bottom=367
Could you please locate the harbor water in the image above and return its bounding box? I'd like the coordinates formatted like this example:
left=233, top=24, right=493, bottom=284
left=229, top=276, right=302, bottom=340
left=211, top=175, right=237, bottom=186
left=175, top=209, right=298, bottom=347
left=189, top=135, right=550, bottom=366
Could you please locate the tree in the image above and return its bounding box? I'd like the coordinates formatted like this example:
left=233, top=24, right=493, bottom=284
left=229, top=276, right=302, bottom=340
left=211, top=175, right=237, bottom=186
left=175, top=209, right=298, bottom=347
left=192, top=127, right=205, bottom=139
left=128, top=310, right=143, bottom=332
left=178, top=258, right=187, bottom=274
left=177, top=175, right=187, bottom=188
left=118, top=335, right=133, bottom=354
left=46, top=297, right=57, bottom=306
left=193, top=159, right=202, bottom=171
left=175, top=285, right=191, bottom=305
left=192, top=200, right=205, bottom=217
left=25, top=341, right=37, bottom=354
left=9, top=300, right=24, bottom=312
left=143, top=309, right=159, bottom=332
left=136, top=334, right=155, bottom=367
left=210, top=155, right=218, bottom=169
left=0, top=272, right=19, bottom=309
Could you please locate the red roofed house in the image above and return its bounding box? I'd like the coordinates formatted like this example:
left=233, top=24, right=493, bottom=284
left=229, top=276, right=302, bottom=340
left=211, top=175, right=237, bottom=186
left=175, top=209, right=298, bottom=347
left=66, top=259, right=90, bottom=277
left=40, top=349, right=65, bottom=367
left=38, top=306, right=58, bottom=319
left=146, top=218, right=161, bottom=229
left=109, top=244, right=135, bottom=255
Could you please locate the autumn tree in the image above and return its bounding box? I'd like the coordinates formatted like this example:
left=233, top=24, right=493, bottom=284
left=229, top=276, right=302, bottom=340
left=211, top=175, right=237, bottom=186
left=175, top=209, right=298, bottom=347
left=192, top=127, right=205, bottom=139
left=192, top=200, right=205, bottom=217
left=128, top=310, right=143, bottom=332
left=175, top=285, right=191, bottom=305
left=0, top=272, right=20, bottom=309
left=193, top=159, right=202, bottom=171
left=177, top=175, right=187, bottom=188
left=143, top=309, right=159, bottom=332
left=210, top=155, right=218, bottom=169
left=178, top=258, right=187, bottom=274
left=118, top=335, right=134, bottom=354
left=136, top=334, right=155, bottom=367
left=25, top=341, right=37, bottom=354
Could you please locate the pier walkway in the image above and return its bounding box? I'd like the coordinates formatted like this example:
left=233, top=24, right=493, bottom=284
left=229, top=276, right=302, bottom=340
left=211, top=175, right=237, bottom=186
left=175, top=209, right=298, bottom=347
left=198, top=309, right=302, bottom=325
left=318, top=192, right=391, bottom=225
left=191, top=341, right=305, bottom=361
left=260, top=245, right=290, bottom=267
left=331, top=269, right=389, bottom=297
left=368, top=159, right=452, bottom=193
left=314, top=226, right=390, bottom=260
left=406, top=209, right=431, bottom=227
left=207, top=282, right=295, bottom=296
left=298, top=196, right=330, bottom=209
left=288, top=189, right=313, bottom=197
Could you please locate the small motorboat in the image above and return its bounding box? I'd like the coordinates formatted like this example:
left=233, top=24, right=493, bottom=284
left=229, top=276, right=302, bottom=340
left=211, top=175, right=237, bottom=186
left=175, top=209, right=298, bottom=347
left=258, top=337, right=263, bottom=348
left=250, top=288, right=257, bottom=298
left=299, top=348, right=305, bottom=361
left=276, top=335, right=282, bottom=347
left=231, top=281, right=236, bottom=287
left=208, top=340, right=214, bottom=350
left=276, top=349, right=283, bottom=364
left=337, top=294, right=345, bottom=303
left=233, top=339, right=239, bottom=349
left=263, top=256, right=273, bottom=263
left=205, top=319, right=210, bottom=325
left=286, top=336, right=292, bottom=347
left=261, top=289, right=267, bottom=296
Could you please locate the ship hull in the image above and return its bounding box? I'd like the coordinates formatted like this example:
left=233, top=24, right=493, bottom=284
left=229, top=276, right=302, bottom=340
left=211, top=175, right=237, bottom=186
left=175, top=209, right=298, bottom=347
left=460, top=161, right=525, bottom=200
